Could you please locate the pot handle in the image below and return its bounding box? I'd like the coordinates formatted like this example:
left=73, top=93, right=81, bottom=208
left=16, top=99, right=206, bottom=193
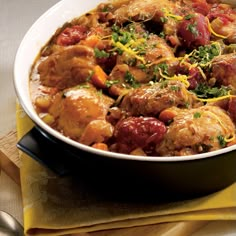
left=17, top=127, right=73, bottom=176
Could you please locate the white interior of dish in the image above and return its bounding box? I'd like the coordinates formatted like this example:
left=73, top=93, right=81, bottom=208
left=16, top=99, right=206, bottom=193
left=14, top=0, right=236, bottom=162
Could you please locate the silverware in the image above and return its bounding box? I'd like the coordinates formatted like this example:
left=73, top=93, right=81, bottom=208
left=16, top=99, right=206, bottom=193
left=0, top=211, right=24, bottom=236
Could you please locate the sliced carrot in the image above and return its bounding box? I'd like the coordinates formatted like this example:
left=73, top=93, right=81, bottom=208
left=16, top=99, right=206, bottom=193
left=91, top=65, right=108, bottom=89
left=92, top=143, right=108, bottom=151
left=81, top=35, right=100, bottom=48
left=130, top=148, right=146, bottom=156
left=159, top=108, right=178, bottom=124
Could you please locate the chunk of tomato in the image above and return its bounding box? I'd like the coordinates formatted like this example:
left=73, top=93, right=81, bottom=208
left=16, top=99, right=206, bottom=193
left=178, top=13, right=210, bottom=48
left=114, top=117, right=167, bottom=153
left=228, top=98, right=236, bottom=123
left=56, top=25, right=88, bottom=46
left=192, top=0, right=211, bottom=16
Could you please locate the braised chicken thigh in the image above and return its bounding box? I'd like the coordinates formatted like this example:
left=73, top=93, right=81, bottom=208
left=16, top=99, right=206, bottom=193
left=156, top=106, right=235, bottom=156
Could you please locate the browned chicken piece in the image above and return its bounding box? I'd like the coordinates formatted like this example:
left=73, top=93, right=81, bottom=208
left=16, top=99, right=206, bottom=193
left=144, top=34, right=175, bottom=63
left=211, top=53, right=236, bottom=89
left=79, top=120, right=114, bottom=145
left=156, top=105, right=236, bottom=156
left=210, top=97, right=236, bottom=126
left=113, top=0, right=183, bottom=47
left=108, top=35, right=177, bottom=96
left=108, top=64, right=131, bottom=97
left=49, top=86, right=114, bottom=142
left=119, top=80, right=198, bottom=116
left=108, top=64, right=153, bottom=97
left=114, top=0, right=176, bottom=23
left=116, top=34, right=175, bottom=65
left=38, top=45, right=96, bottom=90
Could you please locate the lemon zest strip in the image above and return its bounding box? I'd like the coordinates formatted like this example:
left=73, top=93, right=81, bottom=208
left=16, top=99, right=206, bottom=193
left=146, top=57, right=179, bottom=67
left=225, top=134, right=236, bottom=143
left=196, top=94, right=236, bottom=103
left=203, top=110, right=235, bottom=142
left=206, top=17, right=228, bottom=39
left=112, top=40, right=146, bottom=64
left=162, top=8, right=183, bottom=21
left=159, top=69, right=190, bottom=88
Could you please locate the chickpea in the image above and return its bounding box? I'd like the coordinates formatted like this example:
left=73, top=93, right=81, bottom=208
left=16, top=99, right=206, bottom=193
left=35, top=96, right=52, bottom=110
left=41, top=114, right=55, bottom=125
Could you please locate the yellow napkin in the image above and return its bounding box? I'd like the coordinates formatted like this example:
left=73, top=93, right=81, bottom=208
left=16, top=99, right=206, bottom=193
left=16, top=103, right=236, bottom=236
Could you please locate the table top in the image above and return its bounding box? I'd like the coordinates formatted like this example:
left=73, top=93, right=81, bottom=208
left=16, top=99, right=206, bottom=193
left=0, top=1, right=236, bottom=235
left=0, top=0, right=59, bottom=226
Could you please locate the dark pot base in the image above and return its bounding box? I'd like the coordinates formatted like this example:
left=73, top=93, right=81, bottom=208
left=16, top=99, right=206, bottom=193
left=17, top=126, right=236, bottom=199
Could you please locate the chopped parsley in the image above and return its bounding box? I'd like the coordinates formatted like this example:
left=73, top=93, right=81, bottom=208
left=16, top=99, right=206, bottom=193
left=77, top=84, right=90, bottom=89
left=160, top=80, right=169, bottom=88
left=120, top=31, right=132, bottom=45
left=97, top=89, right=103, bottom=96
left=160, top=17, right=168, bottom=23
left=185, top=102, right=190, bottom=108
left=152, top=63, right=169, bottom=82
left=153, top=63, right=169, bottom=76
left=187, top=22, right=199, bottom=36
left=192, top=84, right=230, bottom=99
left=217, top=135, right=226, bottom=147
left=138, top=63, right=147, bottom=71
left=111, top=24, right=120, bottom=33
left=126, top=58, right=137, bottom=66
left=111, top=27, right=135, bottom=45
left=124, top=71, right=140, bottom=88
left=193, top=112, right=201, bottom=118
left=159, top=31, right=165, bottom=38
left=184, top=14, right=194, bottom=20
left=111, top=23, right=147, bottom=63
left=189, top=43, right=221, bottom=66
left=94, top=48, right=110, bottom=58
left=170, top=85, right=180, bottom=91
left=105, top=80, right=119, bottom=88
left=86, top=71, right=94, bottom=82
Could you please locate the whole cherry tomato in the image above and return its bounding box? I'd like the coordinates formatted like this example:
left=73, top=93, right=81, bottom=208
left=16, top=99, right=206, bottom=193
left=178, top=13, right=210, bottom=48
left=114, top=117, right=167, bottom=153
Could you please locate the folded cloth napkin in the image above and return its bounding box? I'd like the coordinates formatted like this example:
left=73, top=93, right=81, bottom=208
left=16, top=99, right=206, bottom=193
left=16, top=103, right=236, bottom=236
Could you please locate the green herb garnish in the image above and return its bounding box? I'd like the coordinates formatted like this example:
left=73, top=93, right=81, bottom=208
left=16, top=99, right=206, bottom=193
left=154, top=63, right=169, bottom=76
left=189, top=44, right=221, bottom=66
left=159, top=31, right=165, bottom=38
left=124, top=71, right=140, bottom=88
left=160, top=17, right=168, bottom=23
left=217, top=135, right=226, bottom=147
left=138, top=63, right=147, bottom=70
left=94, top=48, right=110, bottom=58
left=193, top=112, right=201, bottom=118
left=105, top=80, right=119, bottom=88
left=170, top=85, right=180, bottom=91
left=192, top=84, right=230, bottom=99
left=185, top=14, right=194, bottom=20
left=187, top=22, right=199, bottom=36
